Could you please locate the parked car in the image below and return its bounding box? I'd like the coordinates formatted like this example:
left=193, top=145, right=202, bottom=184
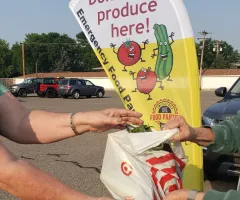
left=9, top=78, right=42, bottom=97
left=58, top=78, right=105, bottom=99
left=202, top=77, right=240, bottom=180
left=36, top=77, right=65, bottom=98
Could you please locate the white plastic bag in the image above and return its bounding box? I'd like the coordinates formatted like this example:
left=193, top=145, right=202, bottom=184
left=100, top=128, right=186, bottom=200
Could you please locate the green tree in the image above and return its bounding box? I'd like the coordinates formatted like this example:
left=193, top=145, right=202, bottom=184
left=0, top=39, right=14, bottom=78
left=220, top=41, right=240, bottom=68
left=75, top=32, right=101, bottom=72
left=211, top=54, right=229, bottom=69
left=23, top=32, right=77, bottom=73
left=196, top=38, right=240, bottom=69
left=11, top=42, right=23, bottom=76
left=196, top=39, right=215, bottom=68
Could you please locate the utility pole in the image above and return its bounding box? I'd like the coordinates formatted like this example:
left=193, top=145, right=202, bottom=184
left=35, top=61, right=38, bottom=78
left=213, top=40, right=222, bottom=57
left=21, top=43, right=26, bottom=80
left=197, top=30, right=211, bottom=90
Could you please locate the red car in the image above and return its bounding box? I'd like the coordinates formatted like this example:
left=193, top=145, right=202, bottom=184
left=37, top=77, right=64, bottom=98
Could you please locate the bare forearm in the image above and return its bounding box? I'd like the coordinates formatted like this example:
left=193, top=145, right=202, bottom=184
left=191, top=127, right=215, bottom=146
left=0, top=92, right=141, bottom=144
left=18, top=110, right=90, bottom=144
left=0, top=159, right=91, bottom=200
left=0, top=93, right=88, bottom=144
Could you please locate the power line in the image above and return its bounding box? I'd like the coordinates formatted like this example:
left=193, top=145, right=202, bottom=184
left=21, top=42, right=78, bottom=46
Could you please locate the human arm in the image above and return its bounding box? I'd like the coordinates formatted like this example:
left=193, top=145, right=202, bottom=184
left=164, top=112, right=240, bottom=154
left=163, top=189, right=240, bottom=200
left=0, top=140, right=112, bottom=200
left=0, top=91, right=143, bottom=144
left=163, top=114, right=240, bottom=200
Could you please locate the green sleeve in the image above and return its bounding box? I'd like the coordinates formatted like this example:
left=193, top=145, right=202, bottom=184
left=207, top=111, right=240, bottom=154
left=203, top=190, right=240, bottom=200
left=0, top=81, right=9, bottom=96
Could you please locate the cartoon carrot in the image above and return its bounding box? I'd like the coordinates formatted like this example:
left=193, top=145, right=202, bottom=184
left=152, top=24, right=174, bottom=90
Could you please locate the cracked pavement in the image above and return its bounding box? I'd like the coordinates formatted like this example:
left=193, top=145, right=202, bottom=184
left=0, top=91, right=237, bottom=199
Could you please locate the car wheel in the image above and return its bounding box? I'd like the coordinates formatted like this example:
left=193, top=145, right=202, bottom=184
left=96, top=90, right=104, bottom=98
left=18, top=89, right=27, bottom=97
left=86, top=95, right=92, bottom=98
left=46, top=89, right=56, bottom=98
left=204, top=171, right=217, bottom=181
left=72, top=91, right=80, bottom=99
left=62, top=95, right=68, bottom=99
left=37, top=92, right=45, bottom=98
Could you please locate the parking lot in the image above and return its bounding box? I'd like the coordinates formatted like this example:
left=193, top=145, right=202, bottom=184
left=0, top=90, right=238, bottom=199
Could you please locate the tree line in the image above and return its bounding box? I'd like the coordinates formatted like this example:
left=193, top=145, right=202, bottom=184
left=0, top=32, right=239, bottom=78
left=0, top=32, right=101, bottom=78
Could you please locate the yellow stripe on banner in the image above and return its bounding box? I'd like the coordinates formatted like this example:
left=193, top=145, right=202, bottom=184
left=181, top=38, right=203, bottom=191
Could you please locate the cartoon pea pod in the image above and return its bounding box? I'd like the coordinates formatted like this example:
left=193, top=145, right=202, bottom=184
left=152, top=24, right=174, bottom=90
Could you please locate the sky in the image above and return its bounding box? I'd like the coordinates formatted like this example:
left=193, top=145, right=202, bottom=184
left=0, top=0, right=240, bottom=50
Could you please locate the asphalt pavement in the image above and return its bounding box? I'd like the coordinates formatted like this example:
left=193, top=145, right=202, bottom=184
left=0, top=90, right=237, bottom=199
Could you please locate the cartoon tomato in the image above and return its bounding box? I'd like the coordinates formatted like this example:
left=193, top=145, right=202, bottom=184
left=130, top=67, right=157, bottom=100
left=110, top=39, right=149, bottom=72
left=117, top=41, right=141, bottom=66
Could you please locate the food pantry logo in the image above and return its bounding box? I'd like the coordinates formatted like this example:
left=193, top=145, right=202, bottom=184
left=150, top=99, right=178, bottom=127
left=121, top=162, right=133, bottom=176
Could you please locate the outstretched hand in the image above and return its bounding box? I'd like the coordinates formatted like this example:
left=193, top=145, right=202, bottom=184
left=74, top=108, right=144, bottom=133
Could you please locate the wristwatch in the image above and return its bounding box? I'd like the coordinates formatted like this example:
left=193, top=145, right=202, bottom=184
left=187, top=190, right=199, bottom=200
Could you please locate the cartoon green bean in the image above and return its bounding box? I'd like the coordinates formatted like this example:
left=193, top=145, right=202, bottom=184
left=152, top=24, right=174, bottom=90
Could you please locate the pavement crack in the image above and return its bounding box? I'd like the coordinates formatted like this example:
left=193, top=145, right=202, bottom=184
left=21, top=156, right=35, bottom=160
left=47, top=153, right=69, bottom=157
left=55, top=159, right=101, bottom=174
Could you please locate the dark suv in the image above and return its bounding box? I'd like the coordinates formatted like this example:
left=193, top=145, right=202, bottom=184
left=9, top=78, right=41, bottom=97
left=58, top=78, right=105, bottom=99
left=202, top=77, right=240, bottom=181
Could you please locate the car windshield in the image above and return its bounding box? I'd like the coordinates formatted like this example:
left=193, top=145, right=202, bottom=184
left=43, top=78, right=55, bottom=84
left=85, top=80, right=94, bottom=86
left=229, top=79, right=240, bottom=97
left=70, top=80, right=77, bottom=85
left=59, top=79, right=69, bottom=85
left=22, top=79, right=33, bottom=84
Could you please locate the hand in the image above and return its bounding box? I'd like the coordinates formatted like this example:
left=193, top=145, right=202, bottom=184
left=143, top=39, right=149, bottom=45
left=151, top=53, right=157, bottom=58
left=163, top=190, right=189, bottom=200
left=129, top=71, right=135, bottom=76
left=110, top=43, right=116, bottom=48
left=163, top=116, right=196, bottom=142
left=74, top=108, right=143, bottom=133
left=170, top=32, right=175, bottom=38
left=164, top=190, right=205, bottom=200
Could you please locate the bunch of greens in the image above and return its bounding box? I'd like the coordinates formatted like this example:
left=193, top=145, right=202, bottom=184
left=126, top=125, right=172, bottom=152
left=126, top=124, right=152, bottom=133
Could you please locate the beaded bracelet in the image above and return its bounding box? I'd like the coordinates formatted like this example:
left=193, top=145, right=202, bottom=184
left=70, top=113, right=82, bottom=135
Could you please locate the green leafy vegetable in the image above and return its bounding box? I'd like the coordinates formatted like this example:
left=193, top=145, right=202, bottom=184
left=126, top=124, right=172, bottom=152
left=127, top=124, right=153, bottom=133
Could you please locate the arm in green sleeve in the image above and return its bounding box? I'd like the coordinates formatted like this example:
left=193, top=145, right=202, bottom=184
left=204, top=190, right=240, bottom=200
left=0, top=81, right=9, bottom=96
left=207, top=111, right=240, bottom=154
